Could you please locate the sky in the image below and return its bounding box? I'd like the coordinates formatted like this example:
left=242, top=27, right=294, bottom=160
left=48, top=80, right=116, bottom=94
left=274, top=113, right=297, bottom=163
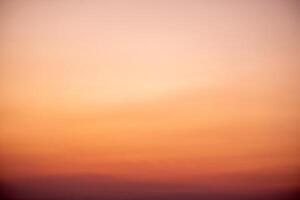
left=0, top=0, right=299, bottom=200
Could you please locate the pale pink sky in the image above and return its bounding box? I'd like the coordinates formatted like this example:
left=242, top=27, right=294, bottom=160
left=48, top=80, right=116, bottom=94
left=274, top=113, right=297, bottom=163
left=0, top=0, right=299, bottom=192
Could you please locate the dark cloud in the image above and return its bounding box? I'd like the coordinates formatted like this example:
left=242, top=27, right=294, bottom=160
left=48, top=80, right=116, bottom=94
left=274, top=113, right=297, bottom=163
left=1, top=174, right=299, bottom=200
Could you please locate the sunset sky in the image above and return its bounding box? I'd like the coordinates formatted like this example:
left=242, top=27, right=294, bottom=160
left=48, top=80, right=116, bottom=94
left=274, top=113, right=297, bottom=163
left=0, top=1, right=299, bottom=199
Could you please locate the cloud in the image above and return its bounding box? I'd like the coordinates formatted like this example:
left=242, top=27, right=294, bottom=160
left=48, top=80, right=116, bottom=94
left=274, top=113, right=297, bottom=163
left=1, top=174, right=299, bottom=200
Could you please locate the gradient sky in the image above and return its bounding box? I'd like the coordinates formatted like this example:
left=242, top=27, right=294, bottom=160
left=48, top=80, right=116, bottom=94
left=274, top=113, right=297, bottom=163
left=0, top=0, right=299, bottom=199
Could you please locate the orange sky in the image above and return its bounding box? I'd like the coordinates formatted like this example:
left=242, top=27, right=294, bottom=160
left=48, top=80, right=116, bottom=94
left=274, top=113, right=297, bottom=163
left=0, top=0, right=299, bottom=197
